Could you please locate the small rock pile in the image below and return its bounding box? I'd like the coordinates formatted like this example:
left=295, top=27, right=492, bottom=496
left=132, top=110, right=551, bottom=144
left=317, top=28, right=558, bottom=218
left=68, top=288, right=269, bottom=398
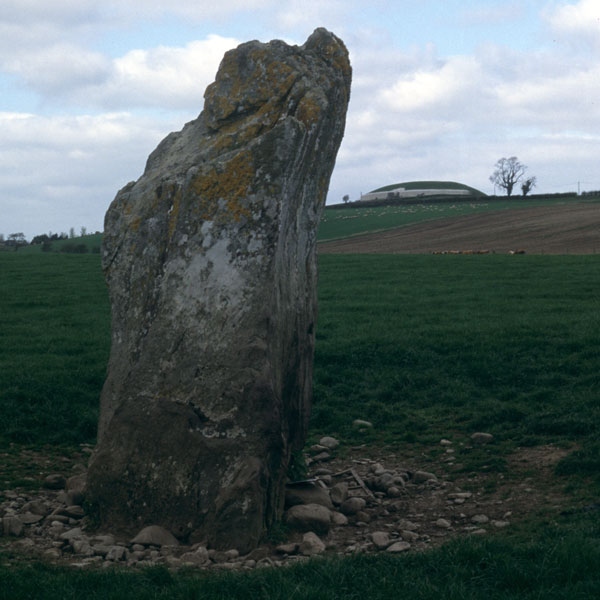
left=1, top=432, right=512, bottom=569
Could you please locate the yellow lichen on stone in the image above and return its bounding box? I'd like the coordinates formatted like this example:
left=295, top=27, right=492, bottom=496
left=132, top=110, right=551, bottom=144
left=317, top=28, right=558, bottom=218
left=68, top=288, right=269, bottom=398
left=128, top=216, right=142, bottom=233
left=296, top=93, right=323, bottom=127
left=192, top=151, right=254, bottom=223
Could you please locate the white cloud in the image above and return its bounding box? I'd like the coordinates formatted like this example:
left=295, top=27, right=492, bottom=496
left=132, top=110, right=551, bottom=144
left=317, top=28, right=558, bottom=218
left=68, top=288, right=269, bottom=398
left=2, top=43, right=110, bottom=95
left=380, top=55, right=482, bottom=113
left=547, top=0, right=600, bottom=35
left=0, top=112, right=176, bottom=238
left=1, top=35, right=239, bottom=111
left=96, top=36, right=240, bottom=110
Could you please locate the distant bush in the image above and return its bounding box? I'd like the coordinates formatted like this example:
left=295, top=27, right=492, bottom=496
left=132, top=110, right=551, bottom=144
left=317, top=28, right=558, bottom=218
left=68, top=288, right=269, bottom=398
left=60, top=243, right=89, bottom=254
left=41, top=242, right=53, bottom=252
left=92, top=246, right=101, bottom=254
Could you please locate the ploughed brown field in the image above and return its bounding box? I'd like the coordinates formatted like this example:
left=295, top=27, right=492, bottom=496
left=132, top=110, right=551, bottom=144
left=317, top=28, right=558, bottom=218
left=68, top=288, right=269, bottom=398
left=318, top=202, right=600, bottom=254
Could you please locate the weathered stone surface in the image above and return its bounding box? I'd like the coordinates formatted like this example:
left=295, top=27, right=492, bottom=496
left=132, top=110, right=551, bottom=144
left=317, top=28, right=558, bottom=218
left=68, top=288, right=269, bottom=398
left=284, top=503, right=332, bottom=535
left=285, top=482, right=333, bottom=509
left=65, top=474, right=87, bottom=506
left=319, top=436, right=339, bottom=449
left=370, top=531, right=391, bottom=550
left=339, top=497, right=366, bottom=515
left=387, top=541, right=411, bottom=553
left=131, top=525, right=179, bottom=547
left=330, top=482, right=348, bottom=506
left=86, top=28, right=351, bottom=553
left=2, top=515, right=24, bottom=537
left=299, top=532, right=325, bottom=556
left=413, top=470, right=438, bottom=484
left=471, top=432, right=494, bottom=445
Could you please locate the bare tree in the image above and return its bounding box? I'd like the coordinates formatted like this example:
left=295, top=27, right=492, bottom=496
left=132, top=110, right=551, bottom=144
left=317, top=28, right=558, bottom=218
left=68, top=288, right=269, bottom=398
left=521, top=176, right=537, bottom=197
left=489, top=157, right=528, bottom=197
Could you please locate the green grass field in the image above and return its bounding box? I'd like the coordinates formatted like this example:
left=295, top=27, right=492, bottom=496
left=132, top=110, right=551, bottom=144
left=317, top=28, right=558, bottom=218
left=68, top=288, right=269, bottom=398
left=0, top=254, right=110, bottom=446
left=1, top=251, right=599, bottom=598
left=318, top=196, right=582, bottom=241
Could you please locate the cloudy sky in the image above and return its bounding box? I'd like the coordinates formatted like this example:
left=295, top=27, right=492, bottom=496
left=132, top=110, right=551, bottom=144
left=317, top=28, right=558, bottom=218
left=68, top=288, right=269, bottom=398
left=2, top=0, right=599, bottom=239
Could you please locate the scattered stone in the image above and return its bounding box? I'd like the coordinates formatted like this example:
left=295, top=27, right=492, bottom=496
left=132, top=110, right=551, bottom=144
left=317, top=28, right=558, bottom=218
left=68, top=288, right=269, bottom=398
left=65, top=474, right=87, bottom=505
left=245, top=547, right=270, bottom=562
left=339, top=497, right=367, bottom=516
left=471, top=432, right=494, bottom=445
left=319, top=436, right=339, bottom=450
left=413, top=471, right=438, bottom=484
left=448, top=492, right=472, bottom=500
left=2, top=516, right=24, bottom=537
left=435, top=518, right=452, bottom=529
left=387, top=486, right=403, bottom=498
left=92, top=535, right=116, bottom=546
left=131, top=525, right=179, bottom=547
left=440, top=439, right=453, bottom=446
left=387, top=541, right=411, bottom=553
left=471, top=515, right=490, bottom=525
left=371, top=463, right=386, bottom=475
left=22, top=500, right=49, bottom=516
left=356, top=510, right=371, bottom=523
left=276, top=543, right=299, bottom=555
left=313, top=468, right=333, bottom=476
left=370, top=531, right=391, bottom=550
left=106, top=546, right=127, bottom=562
left=470, top=529, right=487, bottom=536
left=492, top=520, right=510, bottom=528
left=285, top=504, right=331, bottom=535
left=330, top=482, right=348, bottom=506
left=19, top=513, right=44, bottom=525
left=401, top=530, right=419, bottom=542
left=331, top=511, right=349, bottom=526
left=299, top=532, right=325, bottom=556
left=43, top=474, right=66, bottom=490
left=285, top=482, right=333, bottom=509
left=164, top=556, right=183, bottom=568
left=62, top=505, right=85, bottom=519
left=312, top=452, right=332, bottom=463
left=72, top=540, right=94, bottom=556
left=352, top=419, right=373, bottom=429
left=60, top=527, right=84, bottom=541
left=397, top=519, right=419, bottom=531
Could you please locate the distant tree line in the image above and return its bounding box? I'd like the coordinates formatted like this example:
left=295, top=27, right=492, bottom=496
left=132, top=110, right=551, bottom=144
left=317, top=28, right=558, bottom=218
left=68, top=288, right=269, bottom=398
left=1, top=227, right=100, bottom=252
left=31, top=232, right=69, bottom=245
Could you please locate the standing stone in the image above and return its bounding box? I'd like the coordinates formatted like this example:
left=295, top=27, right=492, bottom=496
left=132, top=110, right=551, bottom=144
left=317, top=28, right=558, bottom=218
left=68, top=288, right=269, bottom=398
left=86, top=28, right=351, bottom=553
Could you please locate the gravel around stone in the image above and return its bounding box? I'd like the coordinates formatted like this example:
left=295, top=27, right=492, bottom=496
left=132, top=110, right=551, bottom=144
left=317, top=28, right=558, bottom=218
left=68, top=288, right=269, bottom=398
left=0, top=435, right=575, bottom=571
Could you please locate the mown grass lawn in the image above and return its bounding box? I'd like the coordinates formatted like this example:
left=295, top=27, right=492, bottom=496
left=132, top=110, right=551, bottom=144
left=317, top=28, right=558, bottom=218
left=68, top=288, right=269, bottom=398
left=1, top=251, right=599, bottom=598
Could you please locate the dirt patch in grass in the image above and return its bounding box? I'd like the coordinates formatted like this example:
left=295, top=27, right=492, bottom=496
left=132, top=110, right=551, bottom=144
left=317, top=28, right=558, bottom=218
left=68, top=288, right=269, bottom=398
left=0, top=440, right=590, bottom=568
left=318, top=203, right=600, bottom=255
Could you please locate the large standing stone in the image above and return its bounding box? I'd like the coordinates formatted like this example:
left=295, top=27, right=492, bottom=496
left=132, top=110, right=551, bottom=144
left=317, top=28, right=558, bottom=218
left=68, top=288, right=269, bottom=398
left=86, top=28, right=351, bottom=553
